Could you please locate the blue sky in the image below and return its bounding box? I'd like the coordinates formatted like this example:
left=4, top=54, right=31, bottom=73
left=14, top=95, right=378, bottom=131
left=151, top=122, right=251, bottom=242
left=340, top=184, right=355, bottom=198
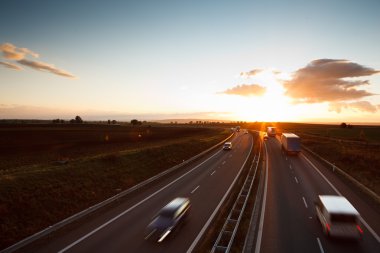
left=1, top=0, right=380, bottom=122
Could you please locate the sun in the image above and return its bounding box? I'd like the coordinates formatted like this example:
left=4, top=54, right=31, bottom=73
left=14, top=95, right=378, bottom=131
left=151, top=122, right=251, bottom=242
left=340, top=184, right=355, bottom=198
left=234, top=94, right=294, bottom=122
left=232, top=71, right=297, bottom=122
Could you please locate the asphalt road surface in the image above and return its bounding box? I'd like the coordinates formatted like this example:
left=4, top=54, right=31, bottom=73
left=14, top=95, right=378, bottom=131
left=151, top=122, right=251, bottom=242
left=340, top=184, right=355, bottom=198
left=257, top=136, right=380, bottom=253
left=32, top=131, right=255, bottom=253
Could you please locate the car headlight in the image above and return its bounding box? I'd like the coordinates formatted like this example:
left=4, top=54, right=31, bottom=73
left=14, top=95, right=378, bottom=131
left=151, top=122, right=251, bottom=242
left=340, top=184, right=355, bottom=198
left=158, top=227, right=173, bottom=243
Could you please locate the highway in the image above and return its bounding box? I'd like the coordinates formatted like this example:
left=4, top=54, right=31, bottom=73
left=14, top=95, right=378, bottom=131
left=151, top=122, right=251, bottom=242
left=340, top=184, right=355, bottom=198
left=31, top=131, right=255, bottom=253
left=257, top=136, right=380, bottom=253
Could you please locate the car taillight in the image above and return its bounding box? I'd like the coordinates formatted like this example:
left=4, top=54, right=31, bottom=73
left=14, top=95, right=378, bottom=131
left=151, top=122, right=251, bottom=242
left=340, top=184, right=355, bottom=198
left=356, top=225, right=363, bottom=234
left=326, top=223, right=330, bottom=231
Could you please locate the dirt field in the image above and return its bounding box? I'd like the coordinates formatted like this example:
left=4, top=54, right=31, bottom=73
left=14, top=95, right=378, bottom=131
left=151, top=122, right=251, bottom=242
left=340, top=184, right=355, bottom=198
left=0, top=124, right=225, bottom=169
left=0, top=124, right=230, bottom=249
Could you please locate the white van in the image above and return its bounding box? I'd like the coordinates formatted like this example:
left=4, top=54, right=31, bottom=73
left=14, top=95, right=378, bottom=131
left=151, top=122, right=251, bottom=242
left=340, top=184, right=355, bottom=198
left=315, top=195, right=363, bottom=239
left=223, top=142, right=232, bottom=150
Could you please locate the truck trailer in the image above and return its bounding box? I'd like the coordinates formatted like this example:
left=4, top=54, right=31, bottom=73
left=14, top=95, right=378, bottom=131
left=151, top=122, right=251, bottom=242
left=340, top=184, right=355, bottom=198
left=281, top=133, right=301, bottom=155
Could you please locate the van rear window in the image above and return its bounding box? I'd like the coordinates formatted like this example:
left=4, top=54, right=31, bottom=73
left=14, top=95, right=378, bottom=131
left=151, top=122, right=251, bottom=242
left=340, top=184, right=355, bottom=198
left=330, top=214, right=357, bottom=223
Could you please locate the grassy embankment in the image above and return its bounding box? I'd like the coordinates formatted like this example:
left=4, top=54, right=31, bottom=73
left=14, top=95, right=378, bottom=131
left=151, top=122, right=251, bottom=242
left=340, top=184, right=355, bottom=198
left=246, top=122, right=380, bottom=195
left=0, top=124, right=230, bottom=249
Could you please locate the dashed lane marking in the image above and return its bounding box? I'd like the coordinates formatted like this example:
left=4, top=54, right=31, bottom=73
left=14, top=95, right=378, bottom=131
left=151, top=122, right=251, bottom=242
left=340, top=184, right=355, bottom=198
left=191, top=185, right=200, bottom=194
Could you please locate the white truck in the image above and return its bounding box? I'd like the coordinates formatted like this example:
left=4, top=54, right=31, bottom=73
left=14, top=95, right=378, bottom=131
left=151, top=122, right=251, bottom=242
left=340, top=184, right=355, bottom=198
left=281, top=133, right=301, bottom=155
left=267, top=127, right=276, bottom=137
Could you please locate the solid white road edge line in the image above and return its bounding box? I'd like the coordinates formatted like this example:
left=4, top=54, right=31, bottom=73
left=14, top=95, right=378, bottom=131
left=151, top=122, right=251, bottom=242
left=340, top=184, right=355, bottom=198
left=294, top=177, right=299, bottom=184
left=302, top=154, right=380, bottom=243
left=186, top=135, right=253, bottom=253
left=211, top=170, right=216, bottom=176
left=254, top=142, right=268, bottom=253
left=191, top=185, right=200, bottom=194
left=58, top=149, right=223, bottom=253
left=316, top=237, right=324, bottom=253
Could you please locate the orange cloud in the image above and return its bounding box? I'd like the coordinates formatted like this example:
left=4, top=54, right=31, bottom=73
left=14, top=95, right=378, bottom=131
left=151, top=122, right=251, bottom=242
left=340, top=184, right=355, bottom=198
left=0, top=42, right=39, bottom=60
left=240, top=69, right=263, bottom=78
left=0, top=42, right=76, bottom=79
left=329, top=101, right=378, bottom=113
left=220, top=84, right=266, bottom=96
left=283, top=59, right=379, bottom=103
left=18, top=59, right=76, bottom=79
left=0, top=61, right=23, bottom=70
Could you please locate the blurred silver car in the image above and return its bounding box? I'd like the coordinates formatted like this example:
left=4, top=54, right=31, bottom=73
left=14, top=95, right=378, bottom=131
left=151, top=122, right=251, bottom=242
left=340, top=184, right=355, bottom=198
left=145, top=197, right=190, bottom=242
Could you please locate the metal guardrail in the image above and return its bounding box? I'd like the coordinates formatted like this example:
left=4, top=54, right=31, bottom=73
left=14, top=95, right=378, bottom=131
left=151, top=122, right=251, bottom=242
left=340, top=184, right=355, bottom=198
left=302, top=145, right=380, bottom=203
left=242, top=140, right=265, bottom=253
left=1, top=132, right=235, bottom=253
left=212, top=145, right=261, bottom=253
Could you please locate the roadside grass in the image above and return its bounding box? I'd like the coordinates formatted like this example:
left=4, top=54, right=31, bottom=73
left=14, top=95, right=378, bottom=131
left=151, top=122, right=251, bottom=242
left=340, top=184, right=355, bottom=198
left=0, top=125, right=229, bottom=249
left=301, top=136, right=380, bottom=194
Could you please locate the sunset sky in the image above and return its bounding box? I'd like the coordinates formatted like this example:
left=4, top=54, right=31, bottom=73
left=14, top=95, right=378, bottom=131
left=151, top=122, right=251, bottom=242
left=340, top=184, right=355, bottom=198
left=1, top=0, right=380, bottom=123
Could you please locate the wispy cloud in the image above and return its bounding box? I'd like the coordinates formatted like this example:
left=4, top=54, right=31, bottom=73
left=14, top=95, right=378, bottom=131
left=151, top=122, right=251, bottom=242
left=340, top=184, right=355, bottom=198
left=220, top=84, right=266, bottom=97
left=0, top=42, right=76, bottom=79
left=0, top=42, right=39, bottom=60
left=18, top=59, right=76, bottom=79
left=0, top=61, right=23, bottom=70
left=329, top=101, right=379, bottom=113
left=240, top=68, right=263, bottom=78
left=283, top=59, right=379, bottom=103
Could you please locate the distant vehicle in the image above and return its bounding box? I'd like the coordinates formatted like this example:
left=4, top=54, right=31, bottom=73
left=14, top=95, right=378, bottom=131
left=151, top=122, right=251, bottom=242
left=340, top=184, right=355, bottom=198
left=263, top=133, right=268, bottom=140
left=223, top=142, right=232, bottom=150
left=236, top=126, right=241, bottom=132
left=244, top=130, right=248, bottom=134
left=281, top=133, right=301, bottom=155
left=315, top=195, right=363, bottom=239
left=267, top=127, right=276, bottom=137
left=145, top=197, right=191, bottom=242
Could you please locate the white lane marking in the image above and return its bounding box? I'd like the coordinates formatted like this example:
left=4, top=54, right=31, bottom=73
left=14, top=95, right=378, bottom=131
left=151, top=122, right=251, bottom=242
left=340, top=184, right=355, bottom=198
left=302, top=154, right=380, bottom=243
left=302, top=197, right=308, bottom=208
left=187, top=134, right=254, bottom=253
left=286, top=156, right=288, bottom=160
left=255, top=142, right=268, bottom=253
left=294, top=177, right=299, bottom=184
left=289, top=164, right=292, bottom=169
left=222, top=161, right=226, bottom=165
left=211, top=170, right=216, bottom=176
left=58, top=149, right=223, bottom=253
left=191, top=185, right=200, bottom=194
left=316, top=237, right=324, bottom=253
